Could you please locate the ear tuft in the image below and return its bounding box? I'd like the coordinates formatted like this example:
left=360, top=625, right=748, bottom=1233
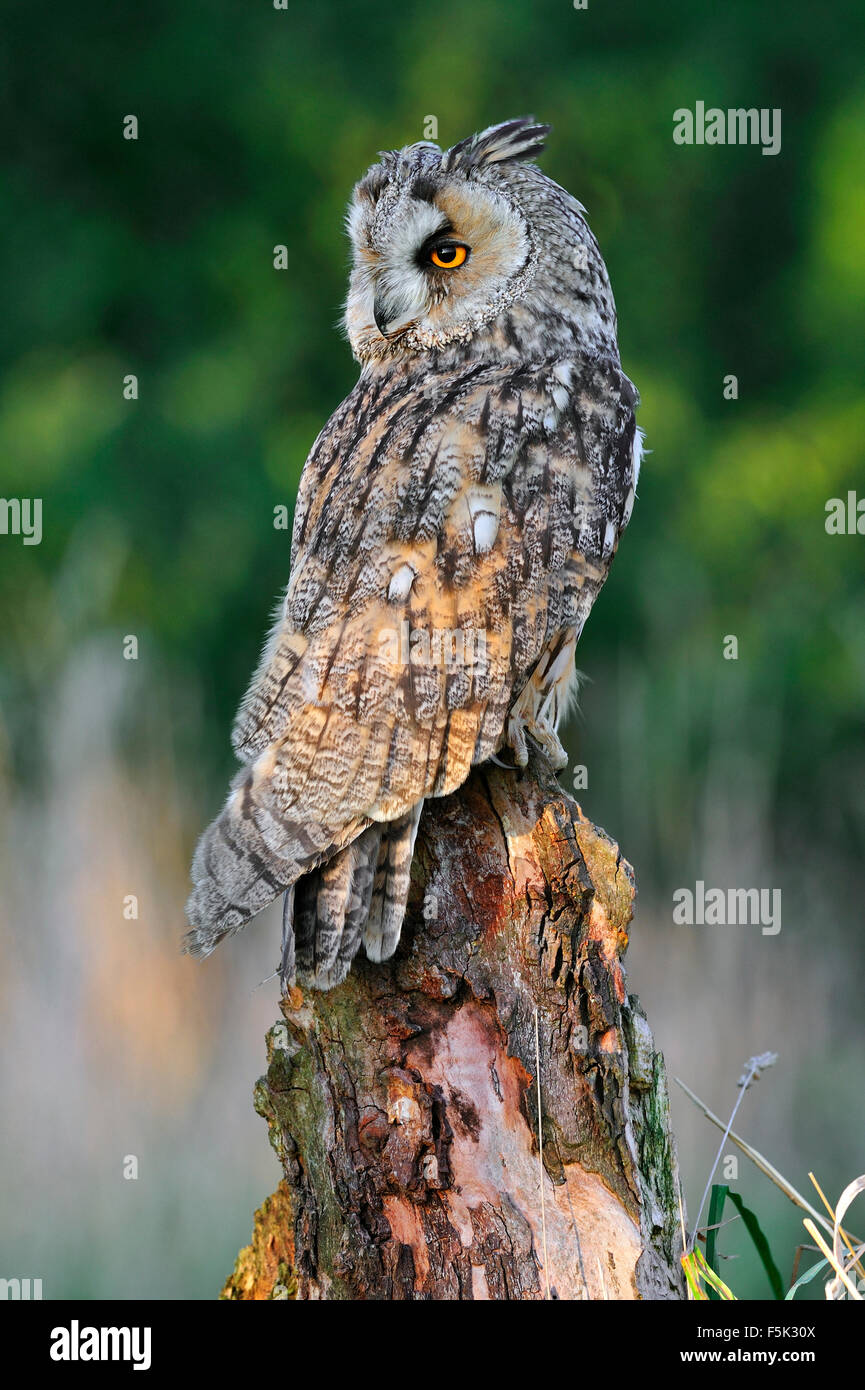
left=444, top=118, right=551, bottom=174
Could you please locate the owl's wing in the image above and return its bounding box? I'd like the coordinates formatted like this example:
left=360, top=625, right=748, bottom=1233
left=184, top=354, right=638, bottom=964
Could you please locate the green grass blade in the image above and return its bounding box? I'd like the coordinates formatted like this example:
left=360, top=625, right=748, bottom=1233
left=694, top=1247, right=736, bottom=1299
left=785, top=1256, right=829, bottom=1300
left=705, top=1183, right=729, bottom=1300
left=726, top=1190, right=784, bottom=1300
left=682, top=1250, right=709, bottom=1300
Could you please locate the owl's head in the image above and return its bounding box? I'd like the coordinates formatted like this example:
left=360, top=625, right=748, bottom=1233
left=344, top=118, right=618, bottom=366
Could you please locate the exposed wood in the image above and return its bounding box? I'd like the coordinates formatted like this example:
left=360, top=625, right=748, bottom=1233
left=223, top=751, right=685, bottom=1300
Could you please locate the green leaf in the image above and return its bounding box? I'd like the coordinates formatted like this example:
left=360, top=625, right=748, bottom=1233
left=682, top=1250, right=709, bottom=1301
left=726, top=1190, right=785, bottom=1300
left=682, top=1247, right=736, bottom=1301
left=785, top=1256, right=829, bottom=1301
left=705, top=1183, right=729, bottom=1300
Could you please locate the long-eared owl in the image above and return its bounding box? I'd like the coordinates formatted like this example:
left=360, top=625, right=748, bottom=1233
left=184, top=118, right=642, bottom=989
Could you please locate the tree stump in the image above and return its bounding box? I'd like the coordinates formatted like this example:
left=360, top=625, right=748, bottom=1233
left=222, top=752, right=685, bottom=1300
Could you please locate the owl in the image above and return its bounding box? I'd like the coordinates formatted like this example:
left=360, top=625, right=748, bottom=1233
left=184, top=118, right=642, bottom=990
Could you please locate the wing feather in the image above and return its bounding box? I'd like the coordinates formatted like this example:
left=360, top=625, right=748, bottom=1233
left=185, top=353, right=638, bottom=961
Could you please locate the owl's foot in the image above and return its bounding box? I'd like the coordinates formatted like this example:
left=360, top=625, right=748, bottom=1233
left=528, top=721, right=569, bottom=770
left=504, top=709, right=569, bottom=771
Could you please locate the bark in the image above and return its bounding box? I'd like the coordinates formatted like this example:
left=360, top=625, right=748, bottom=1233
left=223, top=751, right=685, bottom=1301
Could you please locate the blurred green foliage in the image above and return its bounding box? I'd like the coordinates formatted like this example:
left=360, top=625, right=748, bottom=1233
left=1, top=0, right=864, bottom=1300
left=2, top=0, right=863, bottom=805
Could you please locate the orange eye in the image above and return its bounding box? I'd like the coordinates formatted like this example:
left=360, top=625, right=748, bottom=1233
left=429, top=242, right=468, bottom=269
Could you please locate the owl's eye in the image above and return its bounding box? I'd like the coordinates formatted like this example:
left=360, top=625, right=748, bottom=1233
left=428, top=242, right=469, bottom=269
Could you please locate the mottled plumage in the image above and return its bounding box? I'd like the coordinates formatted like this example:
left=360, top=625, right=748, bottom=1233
left=184, top=118, right=642, bottom=988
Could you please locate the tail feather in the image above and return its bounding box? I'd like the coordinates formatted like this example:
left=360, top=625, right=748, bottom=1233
left=288, top=824, right=382, bottom=989
left=363, top=800, right=424, bottom=964
left=184, top=768, right=424, bottom=989
left=183, top=803, right=288, bottom=959
left=316, top=830, right=381, bottom=989
left=279, top=884, right=296, bottom=985
left=182, top=767, right=366, bottom=961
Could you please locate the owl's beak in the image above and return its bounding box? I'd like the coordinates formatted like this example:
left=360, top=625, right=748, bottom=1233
left=373, top=296, right=418, bottom=341
left=373, top=300, right=392, bottom=337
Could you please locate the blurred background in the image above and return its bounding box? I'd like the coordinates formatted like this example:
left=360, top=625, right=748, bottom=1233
left=1, top=0, right=863, bottom=1299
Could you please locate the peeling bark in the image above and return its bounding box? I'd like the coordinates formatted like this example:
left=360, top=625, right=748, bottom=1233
left=222, top=752, right=685, bottom=1301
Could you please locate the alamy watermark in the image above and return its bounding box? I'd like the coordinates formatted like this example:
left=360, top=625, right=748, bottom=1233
left=50, top=1321, right=151, bottom=1371
left=825, top=491, right=865, bottom=535
left=673, top=103, right=781, bottom=157
left=673, top=880, right=781, bottom=936
left=0, top=1277, right=42, bottom=1299
left=378, top=620, right=487, bottom=672
left=0, top=497, right=42, bottom=545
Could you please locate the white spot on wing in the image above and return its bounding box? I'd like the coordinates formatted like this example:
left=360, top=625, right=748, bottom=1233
left=467, top=486, right=501, bottom=555
left=472, top=511, right=498, bottom=553
left=388, top=563, right=416, bottom=602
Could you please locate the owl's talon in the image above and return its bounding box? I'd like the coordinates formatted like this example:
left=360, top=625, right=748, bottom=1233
left=528, top=725, right=569, bottom=771
left=506, top=709, right=568, bottom=772
left=505, top=713, right=530, bottom=767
